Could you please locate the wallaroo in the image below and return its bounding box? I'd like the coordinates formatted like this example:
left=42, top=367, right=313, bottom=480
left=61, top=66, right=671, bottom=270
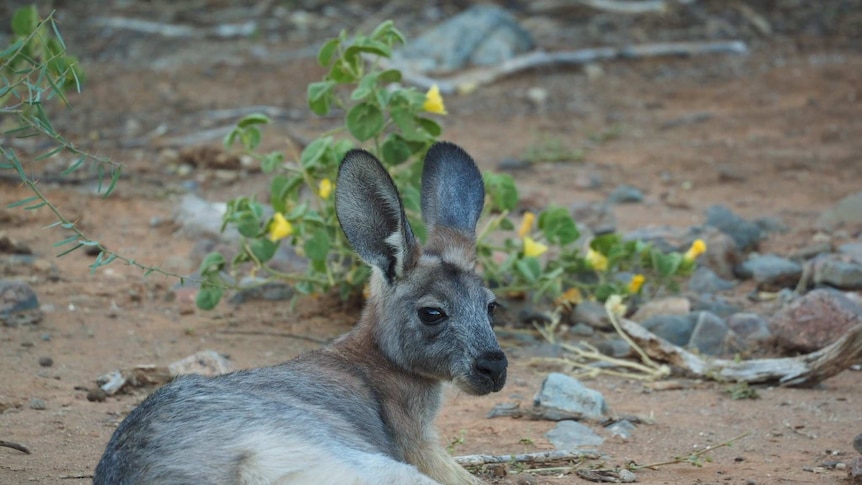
left=94, top=142, right=508, bottom=484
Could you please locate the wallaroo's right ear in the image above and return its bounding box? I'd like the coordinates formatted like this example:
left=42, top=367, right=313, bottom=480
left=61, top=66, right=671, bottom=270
left=335, top=150, right=418, bottom=283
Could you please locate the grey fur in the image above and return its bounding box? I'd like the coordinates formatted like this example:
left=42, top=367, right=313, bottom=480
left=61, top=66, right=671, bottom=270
left=94, top=142, right=506, bottom=485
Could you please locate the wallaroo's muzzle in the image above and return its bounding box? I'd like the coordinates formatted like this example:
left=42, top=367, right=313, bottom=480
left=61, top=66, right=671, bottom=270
left=474, top=350, right=507, bottom=392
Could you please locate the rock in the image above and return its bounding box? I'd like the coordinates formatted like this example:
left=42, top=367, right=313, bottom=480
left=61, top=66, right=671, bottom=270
left=545, top=420, right=604, bottom=449
left=569, top=300, right=613, bottom=331
left=29, top=398, right=46, bottom=410
left=689, top=294, right=741, bottom=318
left=228, top=278, right=296, bottom=305
left=569, top=322, right=594, bottom=337
left=607, top=184, right=644, bottom=204
left=497, top=158, right=531, bottom=171
left=168, top=350, right=233, bottom=377
left=0, top=232, right=32, bottom=254
left=631, top=297, right=691, bottom=322
left=853, top=432, right=862, bottom=454
left=0, top=279, right=43, bottom=327
left=769, top=289, right=862, bottom=353
left=688, top=311, right=735, bottom=355
left=623, top=225, right=689, bottom=253
left=735, top=254, right=802, bottom=289
left=641, top=314, right=695, bottom=346
left=570, top=201, right=616, bottom=235
left=606, top=419, right=636, bottom=440
left=688, top=266, right=736, bottom=293
left=838, top=242, right=862, bottom=260
left=595, top=338, right=631, bottom=358
left=392, top=5, right=534, bottom=75
left=705, top=205, right=763, bottom=251
left=791, top=242, right=833, bottom=260
left=174, top=194, right=243, bottom=243
left=699, top=227, right=745, bottom=279
left=812, top=255, right=862, bottom=290
left=38, top=356, right=53, bottom=367
left=534, top=373, right=607, bottom=421
left=87, top=388, right=107, bottom=402
left=727, top=313, right=772, bottom=342
left=754, top=216, right=789, bottom=234
left=818, top=191, right=862, bottom=231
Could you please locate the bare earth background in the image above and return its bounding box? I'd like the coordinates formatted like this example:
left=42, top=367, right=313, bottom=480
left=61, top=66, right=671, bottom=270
left=1, top=1, right=861, bottom=484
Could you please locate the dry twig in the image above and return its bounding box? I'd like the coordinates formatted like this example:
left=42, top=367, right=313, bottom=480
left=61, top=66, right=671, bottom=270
left=0, top=440, right=31, bottom=454
left=454, top=449, right=599, bottom=467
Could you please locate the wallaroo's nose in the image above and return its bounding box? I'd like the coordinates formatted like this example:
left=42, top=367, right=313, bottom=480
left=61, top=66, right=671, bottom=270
left=475, top=350, right=507, bottom=387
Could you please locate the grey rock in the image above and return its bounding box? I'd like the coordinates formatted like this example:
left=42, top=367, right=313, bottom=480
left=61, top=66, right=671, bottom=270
left=545, top=420, right=604, bottom=449
left=641, top=314, right=695, bottom=346
left=689, top=294, right=741, bottom=318
left=570, top=201, right=616, bottom=235
left=569, top=300, right=613, bottom=331
left=0, top=279, right=43, bottom=327
left=688, top=311, right=734, bottom=355
left=727, top=313, right=772, bottom=342
left=534, top=373, right=607, bottom=421
left=769, top=288, right=862, bottom=353
left=29, top=397, right=46, bottom=410
left=87, top=388, right=107, bottom=402
left=595, top=338, right=631, bottom=358
left=606, top=419, right=636, bottom=440
left=497, top=158, right=531, bottom=171
left=791, top=242, right=833, bottom=260
left=228, top=277, right=296, bottom=305
left=516, top=305, right=554, bottom=326
left=812, top=256, right=862, bottom=290
left=569, top=322, right=595, bottom=337
left=853, top=432, right=862, bottom=454
left=174, top=194, right=241, bottom=243
left=38, top=356, right=53, bottom=367
left=622, top=225, right=688, bottom=253
left=735, top=254, right=802, bottom=289
left=688, top=266, right=735, bottom=293
left=631, top=297, right=690, bottom=322
left=818, top=191, right=862, bottom=231
left=393, top=5, right=534, bottom=75
left=698, top=227, right=745, bottom=280
left=607, top=184, right=644, bottom=204
left=705, top=205, right=763, bottom=251
left=838, top=242, right=862, bottom=260
left=754, top=216, right=789, bottom=234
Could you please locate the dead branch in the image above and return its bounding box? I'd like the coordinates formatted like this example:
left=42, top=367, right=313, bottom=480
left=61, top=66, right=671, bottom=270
left=0, top=440, right=31, bottom=454
left=90, top=17, right=256, bottom=39
left=388, top=41, right=747, bottom=94
left=454, top=449, right=599, bottom=467
left=530, top=0, right=697, bottom=15
left=618, top=319, right=862, bottom=388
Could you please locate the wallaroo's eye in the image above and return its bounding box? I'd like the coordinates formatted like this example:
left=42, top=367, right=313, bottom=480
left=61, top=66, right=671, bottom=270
left=418, top=307, right=447, bottom=325
left=487, top=301, right=498, bottom=316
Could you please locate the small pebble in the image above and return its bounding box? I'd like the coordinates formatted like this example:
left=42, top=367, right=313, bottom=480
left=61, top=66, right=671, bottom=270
left=38, top=356, right=53, bottom=367
left=29, top=397, right=47, bottom=410
left=87, top=388, right=107, bottom=402
left=517, top=474, right=537, bottom=485
left=40, top=333, right=51, bottom=341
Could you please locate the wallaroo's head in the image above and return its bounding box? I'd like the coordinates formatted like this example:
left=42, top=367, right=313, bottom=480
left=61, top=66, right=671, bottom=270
left=335, top=142, right=506, bottom=395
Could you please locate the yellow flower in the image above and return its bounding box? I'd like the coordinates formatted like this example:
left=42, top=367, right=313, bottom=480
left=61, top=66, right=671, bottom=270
left=684, top=239, right=707, bottom=262
left=605, top=294, right=627, bottom=318
left=518, top=212, right=535, bottom=238
left=628, top=274, right=645, bottom=294
left=423, top=84, right=447, bottom=115
left=318, top=178, right=333, bottom=200
left=523, top=237, right=548, bottom=258
left=585, top=248, right=608, bottom=272
left=267, top=212, right=293, bottom=242
left=555, top=287, right=583, bottom=309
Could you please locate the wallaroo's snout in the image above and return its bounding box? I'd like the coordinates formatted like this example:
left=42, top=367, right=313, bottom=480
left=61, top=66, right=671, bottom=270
left=474, top=349, right=507, bottom=393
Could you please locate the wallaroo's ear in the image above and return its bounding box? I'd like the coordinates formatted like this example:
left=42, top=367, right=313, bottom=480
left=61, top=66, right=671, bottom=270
left=336, top=149, right=417, bottom=282
left=421, top=142, right=485, bottom=237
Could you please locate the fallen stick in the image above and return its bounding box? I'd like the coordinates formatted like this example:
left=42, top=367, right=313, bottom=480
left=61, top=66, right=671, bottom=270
left=529, top=0, right=697, bottom=15
left=388, top=41, right=747, bottom=94
left=454, top=449, right=599, bottom=467
left=0, top=440, right=31, bottom=454
left=617, top=319, right=862, bottom=388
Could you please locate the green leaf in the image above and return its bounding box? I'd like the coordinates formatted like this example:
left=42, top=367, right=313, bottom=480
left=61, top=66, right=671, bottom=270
left=351, top=72, right=378, bottom=101
left=416, top=117, right=442, bottom=137
left=237, top=113, right=271, bottom=128
left=482, top=172, right=519, bottom=212
left=61, top=155, right=86, bottom=175
left=400, top=185, right=421, bottom=213
left=196, top=284, right=223, bottom=310
left=56, top=242, right=83, bottom=258
left=234, top=211, right=262, bottom=238
left=261, top=151, right=284, bottom=173
left=248, top=238, right=277, bottom=263
left=199, top=252, right=226, bottom=274
left=590, top=234, right=622, bottom=256
left=515, top=257, right=542, bottom=283
left=240, top=126, right=262, bottom=150
left=381, top=134, right=411, bottom=166
left=346, top=102, right=384, bottom=142
left=538, top=206, right=580, bottom=246
left=308, top=81, right=335, bottom=116
left=102, top=167, right=121, bottom=198
left=11, top=6, right=39, bottom=37
left=499, top=217, right=515, bottom=231
left=0, top=39, right=24, bottom=59
left=345, top=39, right=391, bottom=59
left=6, top=195, right=40, bottom=208
left=652, top=251, right=683, bottom=277
left=300, top=136, right=332, bottom=168
left=318, top=38, right=340, bottom=66
left=52, top=235, right=79, bottom=247
left=378, top=69, right=402, bottom=84
left=304, top=229, right=331, bottom=263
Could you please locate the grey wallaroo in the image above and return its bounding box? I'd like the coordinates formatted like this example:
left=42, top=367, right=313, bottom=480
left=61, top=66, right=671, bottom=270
left=94, top=142, right=507, bottom=484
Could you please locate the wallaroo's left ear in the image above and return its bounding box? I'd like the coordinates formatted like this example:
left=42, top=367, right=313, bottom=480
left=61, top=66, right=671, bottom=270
left=420, top=142, right=485, bottom=237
